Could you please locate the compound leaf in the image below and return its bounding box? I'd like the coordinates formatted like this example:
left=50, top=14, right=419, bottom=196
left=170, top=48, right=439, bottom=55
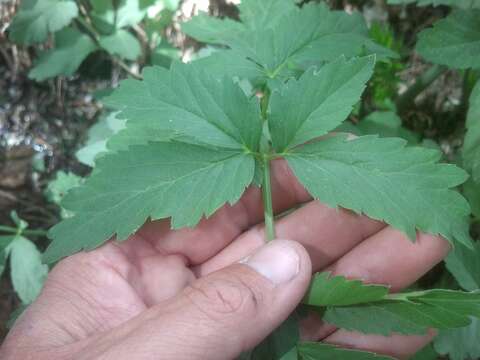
left=269, top=56, right=375, bottom=152
left=29, top=28, right=97, bottom=81
left=286, top=135, right=471, bottom=247
left=416, top=10, right=480, bottom=69
left=9, top=0, right=78, bottom=45
left=44, top=142, right=254, bottom=263
left=303, top=272, right=389, bottom=307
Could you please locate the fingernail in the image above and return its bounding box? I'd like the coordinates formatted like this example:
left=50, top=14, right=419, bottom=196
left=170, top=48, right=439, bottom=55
left=242, top=241, right=300, bottom=285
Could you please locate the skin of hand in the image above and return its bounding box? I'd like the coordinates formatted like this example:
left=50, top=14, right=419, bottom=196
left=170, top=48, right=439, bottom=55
left=0, top=160, right=449, bottom=360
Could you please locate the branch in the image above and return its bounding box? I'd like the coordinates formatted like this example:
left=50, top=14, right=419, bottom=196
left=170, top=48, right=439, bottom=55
left=396, top=65, right=448, bottom=113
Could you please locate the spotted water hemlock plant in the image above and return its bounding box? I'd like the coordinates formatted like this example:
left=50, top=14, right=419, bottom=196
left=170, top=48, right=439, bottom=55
left=44, top=1, right=480, bottom=358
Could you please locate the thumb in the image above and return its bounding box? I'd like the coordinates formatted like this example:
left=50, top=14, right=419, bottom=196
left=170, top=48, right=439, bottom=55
left=167, top=239, right=312, bottom=359
left=87, top=239, right=312, bottom=360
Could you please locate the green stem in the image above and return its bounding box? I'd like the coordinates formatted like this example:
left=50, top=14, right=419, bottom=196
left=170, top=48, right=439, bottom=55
left=262, top=155, right=276, bottom=241
left=459, top=68, right=472, bottom=115
left=260, top=89, right=270, bottom=121
left=0, top=225, right=47, bottom=237
left=396, top=65, right=447, bottom=113
left=75, top=17, right=100, bottom=43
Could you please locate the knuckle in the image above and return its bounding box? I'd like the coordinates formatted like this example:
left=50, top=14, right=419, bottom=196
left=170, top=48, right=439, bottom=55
left=185, top=275, right=262, bottom=320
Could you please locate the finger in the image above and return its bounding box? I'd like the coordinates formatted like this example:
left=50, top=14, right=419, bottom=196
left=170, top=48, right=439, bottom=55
left=299, top=312, right=336, bottom=341
left=327, top=228, right=450, bottom=291
left=78, top=240, right=312, bottom=360
left=195, top=201, right=384, bottom=276
left=137, top=160, right=311, bottom=264
left=324, top=329, right=436, bottom=360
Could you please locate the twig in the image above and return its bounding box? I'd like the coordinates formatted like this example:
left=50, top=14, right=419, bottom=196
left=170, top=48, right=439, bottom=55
left=396, top=65, right=448, bottom=114
left=0, top=44, right=14, bottom=73
left=460, top=68, right=472, bottom=116
left=0, top=225, right=47, bottom=237
left=113, top=57, right=143, bottom=80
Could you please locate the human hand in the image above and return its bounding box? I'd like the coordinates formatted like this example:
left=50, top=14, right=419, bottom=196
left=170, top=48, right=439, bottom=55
left=0, top=161, right=449, bottom=360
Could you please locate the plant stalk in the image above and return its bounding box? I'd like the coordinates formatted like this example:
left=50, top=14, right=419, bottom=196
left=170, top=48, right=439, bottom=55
left=0, top=225, right=47, bottom=237
left=262, top=155, right=276, bottom=241
left=396, top=64, right=447, bottom=113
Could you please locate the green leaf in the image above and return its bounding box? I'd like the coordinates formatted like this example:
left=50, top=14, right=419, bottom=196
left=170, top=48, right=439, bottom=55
left=106, top=121, right=174, bottom=152
left=269, top=56, right=375, bottom=152
left=286, top=134, right=471, bottom=247
left=416, top=10, right=480, bottom=69
left=76, top=112, right=126, bottom=167
left=463, top=80, right=480, bottom=181
left=324, top=290, right=480, bottom=336
left=99, top=30, right=141, bottom=61
left=7, top=236, right=48, bottom=304
left=9, top=0, right=78, bottom=45
left=150, top=40, right=180, bottom=68
left=44, top=142, right=255, bottom=263
left=45, top=171, right=83, bottom=205
left=354, top=111, right=419, bottom=144
left=190, top=50, right=264, bottom=84
left=104, top=63, right=262, bottom=151
left=90, top=0, right=151, bottom=31
left=387, top=0, right=480, bottom=8
left=410, top=344, right=438, bottom=360
left=446, top=241, right=480, bottom=291
left=182, top=2, right=394, bottom=81
left=434, top=318, right=480, bottom=360
left=298, top=342, right=394, bottom=360
left=45, top=171, right=83, bottom=219
left=226, top=5, right=377, bottom=75
left=303, top=272, right=389, bottom=307
left=463, top=178, right=480, bottom=219
left=246, top=314, right=299, bottom=360
left=324, top=302, right=428, bottom=335
left=29, top=28, right=97, bottom=81
left=181, top=12, right=244, bottom=44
